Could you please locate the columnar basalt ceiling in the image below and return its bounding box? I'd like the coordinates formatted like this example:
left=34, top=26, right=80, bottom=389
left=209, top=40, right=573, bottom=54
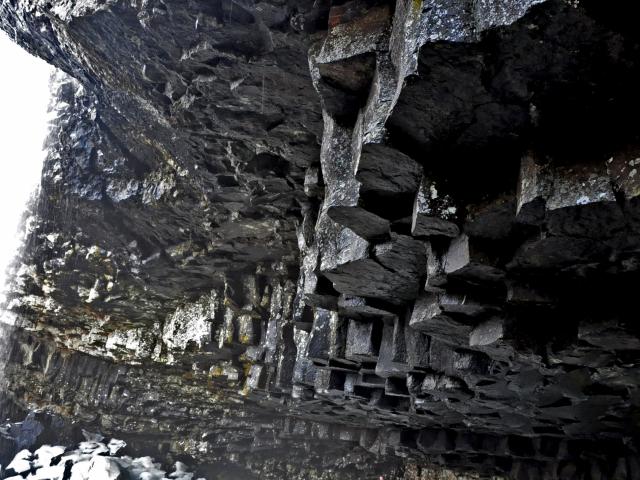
left=1, top=0, right=640, bottom=479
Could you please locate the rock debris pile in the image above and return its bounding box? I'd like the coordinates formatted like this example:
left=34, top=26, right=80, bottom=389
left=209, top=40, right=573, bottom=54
left=2, top=435, right=200, bottom=480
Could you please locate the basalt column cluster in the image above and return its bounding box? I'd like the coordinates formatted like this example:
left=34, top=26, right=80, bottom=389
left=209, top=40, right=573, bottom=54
left=270, top=0, right=640, bottom=478
left=0, top=0, right=640, bottom=479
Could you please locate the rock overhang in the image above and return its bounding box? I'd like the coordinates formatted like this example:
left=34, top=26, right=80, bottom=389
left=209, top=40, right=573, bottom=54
left=1, top=1, right=640, bottom=479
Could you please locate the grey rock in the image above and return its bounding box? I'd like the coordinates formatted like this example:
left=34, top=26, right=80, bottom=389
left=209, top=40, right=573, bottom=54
left=412, top=176, right=460, bottom=238
left=2, top=0, right=640, bottom=478
left=327, top=206, right=390, bottom=241
left=357, top=144, right=423, bottom=198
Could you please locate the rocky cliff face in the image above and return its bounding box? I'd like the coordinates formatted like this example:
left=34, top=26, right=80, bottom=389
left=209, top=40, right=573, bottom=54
left=1, top=0, right=640, bottom=478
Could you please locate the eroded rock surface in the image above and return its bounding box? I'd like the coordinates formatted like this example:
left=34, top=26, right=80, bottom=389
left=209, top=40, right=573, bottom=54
left=2, top=0, right=640, bottom=479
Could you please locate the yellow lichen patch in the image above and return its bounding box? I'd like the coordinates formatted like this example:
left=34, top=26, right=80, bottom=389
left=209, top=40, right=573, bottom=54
left=239, top=380, right=251, bottom=397
left=223, top=296, right=240, bottom=313
left=138, top=133, right=178, bottom=169
left=241, top=360, right=252, bottom=379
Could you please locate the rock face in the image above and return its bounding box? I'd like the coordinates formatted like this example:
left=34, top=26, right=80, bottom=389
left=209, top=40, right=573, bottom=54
left=2, top=0, right=640, bottom=479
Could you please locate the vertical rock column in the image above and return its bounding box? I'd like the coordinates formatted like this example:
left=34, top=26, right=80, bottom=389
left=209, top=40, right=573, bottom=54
left=291, top=0, right=436, bottom=407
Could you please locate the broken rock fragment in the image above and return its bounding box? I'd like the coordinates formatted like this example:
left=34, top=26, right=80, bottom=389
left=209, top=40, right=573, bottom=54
left=443, top=234, right=505, bottom=285
left=356, top=144, right=422, bottom=207
left=324, top=233, right=426, bottom=304
left=517, top=152, right=625, bottom=238
left=411, top=175, right=460, bottom=238
left=376, top=320, right=411, bottom=378
left=345, top=318, right=381, bottom=362
left=337, top=294, right=396, bottom=322
left=327, top=205, right=390, bottom=241
left=409, top=292, right=491, bottom=344
left=464, top=194, right=516, bottom=240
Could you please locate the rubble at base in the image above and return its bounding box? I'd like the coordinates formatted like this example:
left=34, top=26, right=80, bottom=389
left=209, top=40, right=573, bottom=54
left=2, top=436, right=200, bottom=480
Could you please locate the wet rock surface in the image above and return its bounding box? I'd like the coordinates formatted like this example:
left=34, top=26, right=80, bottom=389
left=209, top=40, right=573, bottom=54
left=2, top=0, right=640, bottom=478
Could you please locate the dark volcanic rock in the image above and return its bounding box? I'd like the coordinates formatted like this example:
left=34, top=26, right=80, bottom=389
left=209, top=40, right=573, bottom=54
left=2, top=0, right=640, bottom=479
left=327, top=205, right=391, bottom=241
left=324, top=233, right=427, bottom=304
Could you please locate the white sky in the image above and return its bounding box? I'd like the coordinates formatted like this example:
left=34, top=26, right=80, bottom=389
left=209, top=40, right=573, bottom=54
left=0, top=31, right=53, bottom=295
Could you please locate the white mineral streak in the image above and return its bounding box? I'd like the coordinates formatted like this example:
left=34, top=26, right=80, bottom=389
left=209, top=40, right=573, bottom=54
left=161, top=290, right=218, bottom=364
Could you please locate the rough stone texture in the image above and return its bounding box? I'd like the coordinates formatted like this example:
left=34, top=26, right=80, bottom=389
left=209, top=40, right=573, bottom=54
left=2, top=0, right=640, bottom=479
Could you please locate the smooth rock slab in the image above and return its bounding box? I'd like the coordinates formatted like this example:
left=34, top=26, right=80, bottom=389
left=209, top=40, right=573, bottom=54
left=376, top=322, right=412, bottom=378
left=443, top=234, right=505, bottom=284
left=325, top=234, right=426, bottom=304
left=345, top=318, right=381, bottom=361
left=307, top=308, right=334, bottom=364
left=469, top=317, right=505, bottom=347
left=85, top=456, right=123, bottom=480
left=327, top=206, right=390, bottom=241
left=337, top=295, right=397, bottom=322
left=6, top=449, right=32, bottom=476
left=356, top=144, right=422, bottom=197
left=33, top=445, right=66, bottom=469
